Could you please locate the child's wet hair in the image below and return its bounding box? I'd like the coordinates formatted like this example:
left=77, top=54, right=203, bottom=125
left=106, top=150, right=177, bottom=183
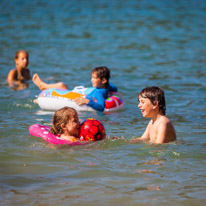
left=139, top=86, right=166, bottom=115
left=50, top=106, right=77, bottom=135
left=92, top=66, right=110, bottom=85
left=15, top=50, right=29, bottom=59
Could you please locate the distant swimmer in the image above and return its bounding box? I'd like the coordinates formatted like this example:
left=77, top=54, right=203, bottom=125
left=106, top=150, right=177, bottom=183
left=7, top=50, right=31, bottom=90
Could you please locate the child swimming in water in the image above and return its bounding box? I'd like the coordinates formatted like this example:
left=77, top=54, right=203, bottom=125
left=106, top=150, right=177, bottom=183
left=7, top=50, right=31, bottom=90
left=50, top=106, right=80, bottom=142
left=33, top=66, right=117, bottom=112
left=131, top=86, right=176, bottom=144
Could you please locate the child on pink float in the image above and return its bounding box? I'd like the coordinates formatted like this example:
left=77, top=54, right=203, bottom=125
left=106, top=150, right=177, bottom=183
left=131, top=86, right=176, bottom=144
left=7, top=50, right=31, bottom=90
left=50, top=106, right=80, bottom=142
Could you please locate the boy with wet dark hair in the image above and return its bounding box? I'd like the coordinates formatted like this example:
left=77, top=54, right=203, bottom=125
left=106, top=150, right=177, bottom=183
left=33, top=66, right=117, bottom=111
left=131, top=86, right=176, bottom=144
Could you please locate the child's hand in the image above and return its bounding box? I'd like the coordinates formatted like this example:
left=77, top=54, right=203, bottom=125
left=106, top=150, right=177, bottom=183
left=111, top=136, right=120, bottom=140
left=111, top=136, right=128, bottom=142
left=130, top=139, right=138, bottom=144
left=130, top=138, right=144, bottom=144
left=74, top=97, right=89, bottom=105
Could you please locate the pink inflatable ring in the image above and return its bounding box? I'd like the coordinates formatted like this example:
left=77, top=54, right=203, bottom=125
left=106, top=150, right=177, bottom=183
left=29, top=124, right=87, bottom=145
left=104, top=92, right=124, bottom=112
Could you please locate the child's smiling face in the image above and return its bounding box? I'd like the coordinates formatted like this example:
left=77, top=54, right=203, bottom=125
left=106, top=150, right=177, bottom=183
left=64, top=113, right=80, bottom=137
left=138, top=96, right=156, bottom=118
left=91, top=72, right=106, bottom=88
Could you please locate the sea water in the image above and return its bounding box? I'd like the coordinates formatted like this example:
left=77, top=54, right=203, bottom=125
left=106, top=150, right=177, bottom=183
left=0, top=0, right=206, bottom=205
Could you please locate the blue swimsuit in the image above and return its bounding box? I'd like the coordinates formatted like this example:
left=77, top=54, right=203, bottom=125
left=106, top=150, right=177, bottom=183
left=85, top=83, right=117, bottom=111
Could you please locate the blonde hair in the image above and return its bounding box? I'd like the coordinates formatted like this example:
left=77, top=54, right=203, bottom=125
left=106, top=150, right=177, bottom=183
left=50, top=107, right=77, bottom=135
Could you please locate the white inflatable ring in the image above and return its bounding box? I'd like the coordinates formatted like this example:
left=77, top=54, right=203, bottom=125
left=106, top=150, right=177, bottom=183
left=36, top=87, right=124, bottom=112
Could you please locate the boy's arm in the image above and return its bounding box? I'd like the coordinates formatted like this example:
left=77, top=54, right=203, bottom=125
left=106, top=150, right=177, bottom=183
left=74, top=97, right=89, bottom=105
left=86, top=92, right=105, bottom=111
left=155, top=122, right=169, bottom=144
left=130, top=123, right=150, bottom=143
left=74, top=92, right=105, bottom=112
left=141, top=124, right=150, bottom=140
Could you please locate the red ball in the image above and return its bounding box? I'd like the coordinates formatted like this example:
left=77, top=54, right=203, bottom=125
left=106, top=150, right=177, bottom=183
left=79, top=118, right=106, bottom=141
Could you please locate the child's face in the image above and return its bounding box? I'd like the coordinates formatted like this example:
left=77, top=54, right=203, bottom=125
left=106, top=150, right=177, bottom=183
left=64, top=113, right=80, bottom=137
left=138, top=96, right=156, bottom=118
left=91, top=72, right=106, bottom=88
left=15, top=52, right=29, bottom=69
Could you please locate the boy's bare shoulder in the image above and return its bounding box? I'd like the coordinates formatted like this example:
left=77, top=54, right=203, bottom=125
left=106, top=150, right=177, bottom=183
left=156, top=115, right=175, bottom=131
left=158, top=115, right=176, bottom=142
left=159, top=115, right=172, bottom=124
left=149, top=116, right=171, bottom=127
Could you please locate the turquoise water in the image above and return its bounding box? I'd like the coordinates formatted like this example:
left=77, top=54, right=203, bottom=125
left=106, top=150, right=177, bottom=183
left=1, top=0, right=206, bottom=205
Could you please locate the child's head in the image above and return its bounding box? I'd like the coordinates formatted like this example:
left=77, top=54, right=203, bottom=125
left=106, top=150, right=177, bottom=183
left=50, top=106, right=80, bottom=137
left=15, top=50, right=29, bottom=69
left=138, top=86, right=166, bottom=115
left=91, top=66, right=110, bottom=88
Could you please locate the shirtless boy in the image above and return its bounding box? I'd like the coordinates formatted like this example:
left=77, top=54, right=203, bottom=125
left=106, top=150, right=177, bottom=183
left=131, top=86, right=176, bottom=144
